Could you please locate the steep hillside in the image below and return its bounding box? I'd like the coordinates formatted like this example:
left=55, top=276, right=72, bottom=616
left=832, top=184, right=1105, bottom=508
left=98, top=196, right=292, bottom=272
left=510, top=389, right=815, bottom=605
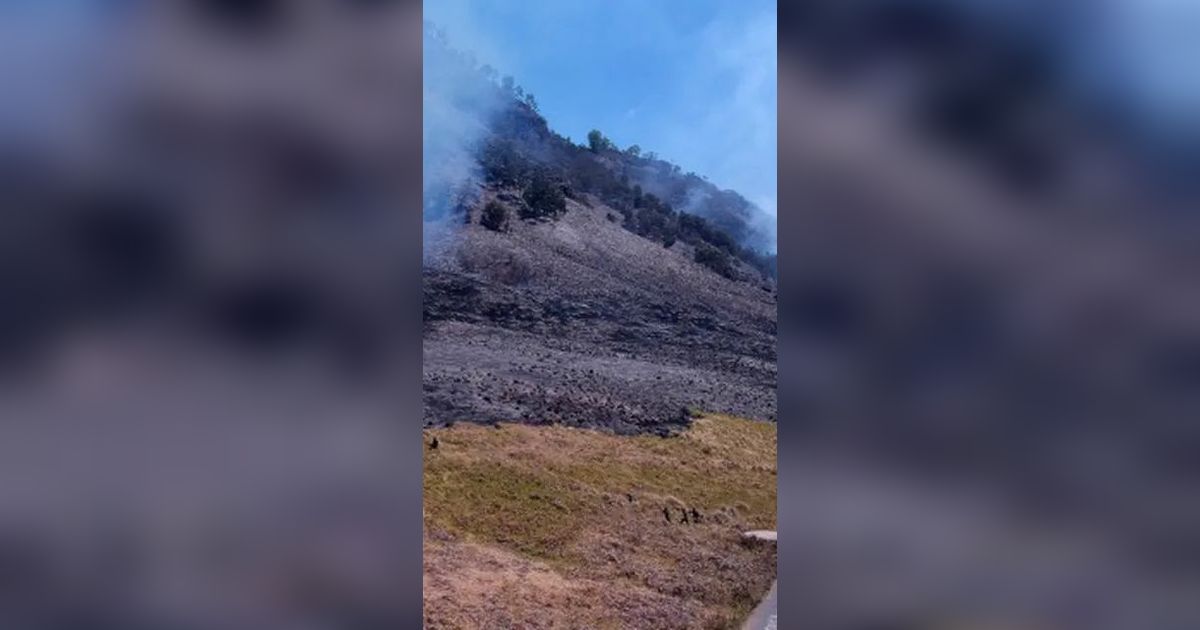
left=423, top=22, right=776, bottom=278
left=422, top=24, right=777, bottom=432
left=424, top=191, right=776, bottom=432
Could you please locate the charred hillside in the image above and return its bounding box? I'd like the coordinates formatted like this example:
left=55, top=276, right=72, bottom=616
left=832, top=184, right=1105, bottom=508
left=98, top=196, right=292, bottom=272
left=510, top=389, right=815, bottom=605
left=423, top=23, right=776, bottom=280
left=422, top=25, right=777, bottom=432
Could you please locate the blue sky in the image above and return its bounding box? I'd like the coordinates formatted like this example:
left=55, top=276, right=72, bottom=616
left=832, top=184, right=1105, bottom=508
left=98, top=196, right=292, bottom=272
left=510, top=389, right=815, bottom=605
left=424, top=0, right=778, bottom=217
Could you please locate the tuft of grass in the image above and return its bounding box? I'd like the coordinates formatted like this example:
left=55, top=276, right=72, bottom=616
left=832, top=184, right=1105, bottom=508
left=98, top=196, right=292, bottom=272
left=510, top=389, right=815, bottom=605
left=424, top=414, right=776, bottom=628
left=424, top=460, right=589, bottom=560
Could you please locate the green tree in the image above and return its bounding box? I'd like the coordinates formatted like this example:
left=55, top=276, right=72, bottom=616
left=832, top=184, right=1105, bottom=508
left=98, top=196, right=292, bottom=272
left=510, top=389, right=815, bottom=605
left=625, top=144, right=641, bottom=157
left=587, top=129, right=608, bottom=153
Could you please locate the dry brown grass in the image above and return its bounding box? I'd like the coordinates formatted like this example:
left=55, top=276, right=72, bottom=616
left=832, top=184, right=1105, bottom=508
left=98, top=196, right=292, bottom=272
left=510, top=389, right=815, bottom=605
left=423, top=414, right=776, bottom=629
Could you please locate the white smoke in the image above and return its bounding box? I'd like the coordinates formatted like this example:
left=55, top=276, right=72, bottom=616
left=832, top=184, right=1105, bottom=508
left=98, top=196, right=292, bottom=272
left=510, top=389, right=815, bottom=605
left=422, top=23, right=506, bottom=258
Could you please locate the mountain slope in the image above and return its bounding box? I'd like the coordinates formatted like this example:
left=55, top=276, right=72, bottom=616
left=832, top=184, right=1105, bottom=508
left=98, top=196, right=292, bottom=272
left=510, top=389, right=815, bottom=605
left=424, top=191, right=776, bottom=432
left=423, top=22, right=776, bottom=276
left=422, top=24, right=777, bottom=432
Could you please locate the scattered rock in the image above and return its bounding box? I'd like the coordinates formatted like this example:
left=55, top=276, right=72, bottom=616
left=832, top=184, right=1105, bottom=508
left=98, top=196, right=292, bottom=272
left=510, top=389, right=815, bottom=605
left=423, top=198, right=776, bottom=434
left=741, top=530, right=777, bottom=545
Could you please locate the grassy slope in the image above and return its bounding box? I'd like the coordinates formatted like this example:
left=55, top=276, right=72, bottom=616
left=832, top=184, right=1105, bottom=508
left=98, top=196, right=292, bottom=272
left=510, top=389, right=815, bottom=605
left=423, top=414, right=776, bottom=629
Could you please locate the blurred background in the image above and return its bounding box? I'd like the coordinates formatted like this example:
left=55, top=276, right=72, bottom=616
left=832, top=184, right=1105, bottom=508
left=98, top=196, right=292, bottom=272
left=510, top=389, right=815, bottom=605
left=777, top=1, right=1200, bottom=628
left=2, top=0, right=1199, bottom=628
left=0, top=1, right=424, bottom=628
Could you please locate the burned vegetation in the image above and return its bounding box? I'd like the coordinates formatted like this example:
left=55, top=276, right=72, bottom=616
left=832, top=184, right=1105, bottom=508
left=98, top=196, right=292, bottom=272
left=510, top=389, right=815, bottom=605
left=423, top=24, right=776, bottom=432
left=471, top=119, right=775, bottom=281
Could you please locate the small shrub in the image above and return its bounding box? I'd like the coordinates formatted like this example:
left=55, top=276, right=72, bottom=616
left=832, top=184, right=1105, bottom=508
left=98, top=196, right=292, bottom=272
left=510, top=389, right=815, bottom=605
left=481, top=200, right=509, bottom=232
left=520, top=173, right=566, bottom=220
left=694, top=242, right=736, bottom=279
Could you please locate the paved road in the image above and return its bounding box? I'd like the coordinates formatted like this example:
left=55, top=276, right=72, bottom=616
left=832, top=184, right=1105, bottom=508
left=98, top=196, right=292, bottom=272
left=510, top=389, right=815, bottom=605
left=742, top=580, right=777, bottom=630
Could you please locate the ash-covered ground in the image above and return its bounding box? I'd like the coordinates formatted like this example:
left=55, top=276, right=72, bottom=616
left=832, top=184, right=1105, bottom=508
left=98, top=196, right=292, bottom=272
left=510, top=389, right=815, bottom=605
left=423, top=192, right=776, bottom=434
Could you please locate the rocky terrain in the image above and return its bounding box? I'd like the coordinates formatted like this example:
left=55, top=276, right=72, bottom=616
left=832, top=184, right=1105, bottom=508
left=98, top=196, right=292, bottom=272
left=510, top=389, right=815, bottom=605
left=421, top=21, right=776, bottom=433
left=423, top=191, right=776, bottom=433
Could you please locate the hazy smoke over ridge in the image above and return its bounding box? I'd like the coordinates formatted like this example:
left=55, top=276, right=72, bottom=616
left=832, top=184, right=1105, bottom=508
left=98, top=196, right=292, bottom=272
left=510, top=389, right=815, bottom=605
left=422, top=16, right=777, bottom=260
left=422, top=22, right=506, bottom=259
